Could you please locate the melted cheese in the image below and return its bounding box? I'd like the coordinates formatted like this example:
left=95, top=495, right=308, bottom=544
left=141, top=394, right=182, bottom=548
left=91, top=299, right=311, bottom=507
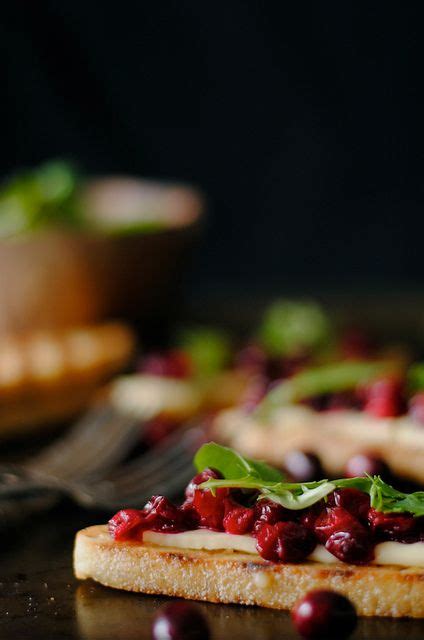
left=143, top=530, right=424, bottom=568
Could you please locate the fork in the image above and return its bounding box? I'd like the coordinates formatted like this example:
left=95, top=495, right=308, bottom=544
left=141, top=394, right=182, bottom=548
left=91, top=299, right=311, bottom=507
left=70, top=424, right=205, bottom=510
left=0, top=402, right=143, bottom=503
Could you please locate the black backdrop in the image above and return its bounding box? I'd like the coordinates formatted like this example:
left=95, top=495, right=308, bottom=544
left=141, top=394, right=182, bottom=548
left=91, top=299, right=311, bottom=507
left=2, top=2, right=424, bottom=291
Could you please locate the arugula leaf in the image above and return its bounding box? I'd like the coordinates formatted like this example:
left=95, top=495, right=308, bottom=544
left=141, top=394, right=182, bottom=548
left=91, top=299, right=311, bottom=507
left=194, top=443, right=424, bottom=515
left=258, top=299, right=331, bottom=357
left=407, top=362, right=424, bottom=393
left=255, top=360, right=390, bottom=419
left=177, top=327, right=231, bottom=377
left=194, top=442, right=283, bottom=482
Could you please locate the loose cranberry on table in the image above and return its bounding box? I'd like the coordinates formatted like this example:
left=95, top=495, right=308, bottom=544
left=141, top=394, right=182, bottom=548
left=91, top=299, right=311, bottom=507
left=139, top=350, right=192, bottom=378
left=409, top=392, right=424, bottom=425
left=283, top=450, right=323, bottom=482
left=152, top=601, right=210, bottom=640
left=344, top=453, right=390, bottom=478
left=362, top=377, right=405, bottom=418
left=292, top=590, right=357, bottom=639
left=255, top=521, right=316, bottom=563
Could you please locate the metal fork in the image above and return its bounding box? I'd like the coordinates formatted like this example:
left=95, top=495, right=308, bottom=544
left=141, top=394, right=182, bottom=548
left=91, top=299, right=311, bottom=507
left=0, top=402, right=143, bottom=503
left=72, top=425, right=205, bottom=510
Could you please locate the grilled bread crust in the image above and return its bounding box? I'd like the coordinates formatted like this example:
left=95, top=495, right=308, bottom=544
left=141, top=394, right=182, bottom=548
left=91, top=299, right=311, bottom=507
left=212, top=407, right=424, bottom=485
left=74, top=525, right=424, bottom=618
left=0, top=322, right=134, bottom=437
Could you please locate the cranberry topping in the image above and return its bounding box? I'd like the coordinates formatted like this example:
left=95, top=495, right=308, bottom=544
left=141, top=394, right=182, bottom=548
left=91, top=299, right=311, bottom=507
left=409, top=392, right=424, bottom=425
left=368, top=508, right=417, bottom=541
left=185, top=468, right=222, bottom=501
left=253, top=498, right=291, bottom=534
left=108, top=509, right=144, bottom=541
left=362, top=377, right=404, bottom=418
left=327, top=488, right=370, bottom=522
left=345, top=453, right=390, bottom=479
left=192, top=487, right=229, bottom=531
left=314, top=507, right=364, bottom=544
left=283, top=450, right=323, bottom=482
left=140, top=350, right=192, bottom=378
left=152, top=601, right=210, bottom=640
left=292, top=589, right=357, bottom=639
left=255, top=521, right=316, bottom=563
left=299, top=502, right=324, bottom=532
left=223, top=506, right=255, bottom=535
left=325, top=529, right=374, bottom=564
left=143, top=495, right=186, bottom=532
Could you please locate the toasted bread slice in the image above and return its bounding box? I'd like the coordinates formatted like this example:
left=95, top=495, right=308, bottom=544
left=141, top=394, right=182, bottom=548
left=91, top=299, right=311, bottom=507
left=74, top=525, right=424, bottom=618
left=212, top=406, right=424, bottom=485
left=0, top=322, right=134, bottom=438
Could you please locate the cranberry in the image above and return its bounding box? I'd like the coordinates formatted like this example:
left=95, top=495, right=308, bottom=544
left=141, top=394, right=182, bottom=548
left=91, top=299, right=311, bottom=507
left=368, top=508, right=417, bottom=541
left=152, top=601, right=210, bottom=640
left=143, top=496, right=186, bottom=532
left=292, top=590, right=357, bottom=639
left=193, top=487, right=229, bottom=531
left=283, top=451, right=323, bottom=482
left=325, top=529, right=374, bottom=564
left=223, top=506, right=255, bottom=534
left=255, top=521, right=316, bottom=563
left=253, top=499, right=291, bottom=533
left=345, top=453, right=390, bottom=478
left=185, top=468, right=222, bottom=501
left=108, top=509, right=144, bottom=541
left=409, top=392, right=424, bottom=425
left=140, top=350, right=192, bottom=378
left=327, top=488, right=370, bottom=522
left=314, top=507, right=363, bottom=544
left=299, top=502, right=324, bottom=532
left=363, top=377, right=404, bottom=418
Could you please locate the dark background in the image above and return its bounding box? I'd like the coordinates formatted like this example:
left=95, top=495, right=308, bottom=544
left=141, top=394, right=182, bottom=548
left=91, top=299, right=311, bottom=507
left=2, top=2, right=424, bottom=292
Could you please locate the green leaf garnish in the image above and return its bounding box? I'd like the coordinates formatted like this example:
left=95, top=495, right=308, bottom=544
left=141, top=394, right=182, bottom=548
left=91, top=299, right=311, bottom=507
left=255, top=360, right=391, bottom=419
left=194, top=442, right=424, bottom=516
left=177, top=327, right=232, bottom=377
left=258, top=299, right=331, bottom=357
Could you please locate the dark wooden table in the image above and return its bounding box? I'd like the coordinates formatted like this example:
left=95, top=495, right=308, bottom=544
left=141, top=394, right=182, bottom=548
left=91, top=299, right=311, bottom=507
left=1, top=502, right=424, bottom=639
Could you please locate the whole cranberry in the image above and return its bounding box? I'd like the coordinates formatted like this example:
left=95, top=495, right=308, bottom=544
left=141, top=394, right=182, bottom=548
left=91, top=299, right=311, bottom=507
left=409, top=392, right=424, bottom=425
left=368, top=508, right=417, bottom=541
left=254, top=499, right=290, bottom=525
left=185, top=468, right=222, bottom=501
left=152, top=601, right=210, bottom=640
left=143, top=496, right=185, bottom=532
left=327, top=488, right=370, bottom=522
left=193, top=487, right=229, bottom=531
left=314, top=507, right=363, bottom=544
left=325, top=529, right=374, bottom=564
left=108, top=509, right=144, bottom=541
left=344, top=453, right=390, bottom=478
left=223, top=506, right=255, bottom=535
left=140, top=350, right=192, bottom=379
left=299, top=502, right=324, bottom=532
left=362, top=377, right=404, bottom=418
left=255, top=521, right=316, bottom=563
left=292, top=590, right=357, bottom=639
left=283, top=450, right=323, bottom=482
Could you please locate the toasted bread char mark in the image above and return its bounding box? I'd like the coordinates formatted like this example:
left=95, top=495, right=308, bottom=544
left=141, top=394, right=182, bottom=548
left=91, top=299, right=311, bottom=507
left=213, top=406, right=424, bottom=485
left=74, top=525, right=424, bottom=618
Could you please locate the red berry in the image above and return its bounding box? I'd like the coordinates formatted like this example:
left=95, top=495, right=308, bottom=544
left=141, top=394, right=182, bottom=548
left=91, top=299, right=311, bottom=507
left=327, top=488, right=370, bottom=522
left=223, top=507, right=255, bottom=534
left=363, top=377, right=404, bottom=418
left=143, top=495, right=185, bottom=532
left=299, top=502, right=324, bottom=532
left=192, top=487, right=229, bottom=531
left=283, top=451, right=323, bottom=482
left=292, top=589, right=357, bottom=639
left=325, top=529, right=374, bottom=564
left=152, top=601, right=210, bottom=640
left=345, top=453, right=390, bottom=478
left=140, top=350, right=192, bottom=378
left=368, top=508, right=417, bottom=541
left=409, top=392, right=424, bottom=425
left=255, top=521, right=316, bottom=563
left=185, top=468, right=222, bottom=501
left=253, top=499, right=291, bottom=533
left=108, top=509, right=144, bottom=541
left=314, top=507, right=363, bottom=544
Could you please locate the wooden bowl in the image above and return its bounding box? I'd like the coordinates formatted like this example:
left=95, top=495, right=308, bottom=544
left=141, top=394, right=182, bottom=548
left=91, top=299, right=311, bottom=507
left=0, top=177, right=204, bottom=335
